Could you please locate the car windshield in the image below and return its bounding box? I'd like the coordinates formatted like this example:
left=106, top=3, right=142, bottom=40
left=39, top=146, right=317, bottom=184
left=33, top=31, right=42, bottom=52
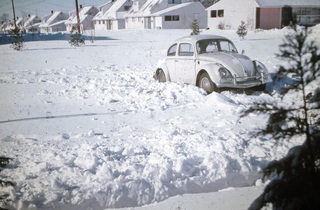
left=196, top=39, right=237, bottom=54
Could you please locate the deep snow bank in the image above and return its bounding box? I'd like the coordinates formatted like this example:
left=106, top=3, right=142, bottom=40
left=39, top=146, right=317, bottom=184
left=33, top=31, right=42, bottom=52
left=0, top=65, right=299, bottom=209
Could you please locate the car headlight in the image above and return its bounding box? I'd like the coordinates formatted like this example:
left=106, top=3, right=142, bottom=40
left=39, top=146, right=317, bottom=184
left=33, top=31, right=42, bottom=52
left=255, top=61, right=268, bottom=75
left=219, top=67, right=232, bottom=79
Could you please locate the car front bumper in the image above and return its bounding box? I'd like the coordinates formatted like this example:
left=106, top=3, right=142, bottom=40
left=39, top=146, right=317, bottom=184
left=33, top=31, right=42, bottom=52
left=216, top=74, right=272, bottom=89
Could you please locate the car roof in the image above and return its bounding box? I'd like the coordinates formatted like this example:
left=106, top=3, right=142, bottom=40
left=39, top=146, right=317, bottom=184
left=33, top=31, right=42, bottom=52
left=174, top=35, right=230, bottom=43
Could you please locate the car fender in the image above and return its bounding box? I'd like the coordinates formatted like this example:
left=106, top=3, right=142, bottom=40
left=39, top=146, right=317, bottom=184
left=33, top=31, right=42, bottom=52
left=156, top=59, right=171, bottom=81
left=196, top=62, right=221, bottom=85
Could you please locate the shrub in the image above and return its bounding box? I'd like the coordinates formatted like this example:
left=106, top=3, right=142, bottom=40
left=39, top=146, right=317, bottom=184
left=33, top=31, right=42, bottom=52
left=236, top=21, right=248, bottom=40
left=190, top=19, right=200, bottom=36
left=69, top=25, right=85, bottom=47
left=8, top=26, right=24, bottom=51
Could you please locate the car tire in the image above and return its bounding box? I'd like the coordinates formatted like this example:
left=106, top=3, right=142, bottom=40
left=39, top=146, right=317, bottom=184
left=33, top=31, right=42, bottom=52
left=251, top=84, right=266, bottom=92
left=199, top=72, right=218, bottom=93
left=157, top=69, right=166, bottom=83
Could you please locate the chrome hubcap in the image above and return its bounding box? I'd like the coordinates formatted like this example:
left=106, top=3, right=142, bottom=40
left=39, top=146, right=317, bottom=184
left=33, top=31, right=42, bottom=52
left=200, top=77, right=211, bottom=92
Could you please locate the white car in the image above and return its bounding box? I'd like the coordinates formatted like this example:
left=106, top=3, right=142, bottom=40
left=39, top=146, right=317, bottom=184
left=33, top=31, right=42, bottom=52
left=154, top=35, right=272, bottom=93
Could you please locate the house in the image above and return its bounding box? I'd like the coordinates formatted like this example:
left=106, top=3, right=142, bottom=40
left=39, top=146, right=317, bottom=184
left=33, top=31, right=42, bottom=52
left=125, top=0, right=184, bottom=29
left=24, top=15, right=41, bottom=32
left=0, top=22, right=9, bottom=33
left=93, top=0, right=133, bottom=30
left=15, top=17, right=26, bottom=29
left=2, top=17, right=27, bottom=32
left=207, top=0, right=320, bottom=30
left=39, top=11, right=68, bottom=33
left=151, top=2, right=207, bottom=29
left=124, top=0, right=206, bottom=30
left=65, top=5, right=99, bottom=32
left=92, top=1, right=114, bottom=30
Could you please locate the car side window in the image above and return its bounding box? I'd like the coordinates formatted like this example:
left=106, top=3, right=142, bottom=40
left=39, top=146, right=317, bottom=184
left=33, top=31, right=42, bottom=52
left=178, top=43, right=194, bottom=56
left=167, top=44, right=177, bottom=56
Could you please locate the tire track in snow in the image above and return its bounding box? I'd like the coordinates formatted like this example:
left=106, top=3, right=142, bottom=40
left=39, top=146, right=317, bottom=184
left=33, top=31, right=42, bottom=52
left=0, top=111, right=133, bottom=124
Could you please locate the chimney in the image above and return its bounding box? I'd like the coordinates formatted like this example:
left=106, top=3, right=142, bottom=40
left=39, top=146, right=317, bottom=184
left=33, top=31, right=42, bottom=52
left=80, top=5, right=83, bottom=9
left=51, top=10, right=54, bottom=14
left=28, top=14, right=30, bottom=17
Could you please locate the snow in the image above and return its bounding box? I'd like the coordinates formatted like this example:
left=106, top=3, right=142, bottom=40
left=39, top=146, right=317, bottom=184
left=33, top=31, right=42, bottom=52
left=256, top=0, right=320, bottom=7
left=0, top=27, right=318, bottom=209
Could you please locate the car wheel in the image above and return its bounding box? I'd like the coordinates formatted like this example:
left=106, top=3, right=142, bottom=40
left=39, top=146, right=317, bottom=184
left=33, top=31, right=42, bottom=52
left=199, top=72, right=217, bottom=93
left=158, top=69, right=166, bottom=83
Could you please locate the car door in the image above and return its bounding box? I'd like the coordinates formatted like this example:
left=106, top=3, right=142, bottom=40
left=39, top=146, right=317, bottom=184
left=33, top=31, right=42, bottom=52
left=165, top=43, right=178, bottom=82
left=175, top=43, right=196, bottom=84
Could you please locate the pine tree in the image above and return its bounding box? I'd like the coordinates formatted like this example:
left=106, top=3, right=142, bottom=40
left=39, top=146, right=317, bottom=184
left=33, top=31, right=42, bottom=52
left=242, top=26, right=320, bottom=210
left=68, top=25, right=85, bottom=47
left=190, top=19, right=200, bottom=36
left=236, top=21, right=247, bottom=40
left=0, top=156, right=14, bottom=208
left=8, top=26, right=24, bottom=51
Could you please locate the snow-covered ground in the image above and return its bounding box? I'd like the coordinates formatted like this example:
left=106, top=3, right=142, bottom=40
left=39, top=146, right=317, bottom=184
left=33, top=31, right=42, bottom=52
left=0, top=26, right=319, bottom=209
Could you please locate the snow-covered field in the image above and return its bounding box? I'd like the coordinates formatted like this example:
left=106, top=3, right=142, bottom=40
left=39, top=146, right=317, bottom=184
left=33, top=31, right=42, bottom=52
left=0, top=26, right=319, bottom=209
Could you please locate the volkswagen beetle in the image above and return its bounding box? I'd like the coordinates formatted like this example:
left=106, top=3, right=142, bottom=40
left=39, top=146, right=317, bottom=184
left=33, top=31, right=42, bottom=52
left=154, top=35, right=272, bottom=93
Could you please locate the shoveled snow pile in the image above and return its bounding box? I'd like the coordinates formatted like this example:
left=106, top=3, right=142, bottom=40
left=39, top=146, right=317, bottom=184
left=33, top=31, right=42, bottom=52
left=0, top=27, right=318, bottom=209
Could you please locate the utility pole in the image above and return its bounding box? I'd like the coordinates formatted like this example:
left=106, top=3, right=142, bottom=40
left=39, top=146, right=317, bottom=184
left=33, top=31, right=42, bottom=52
left=11, top=0, right=16, bottom=27
left=75, top=0, right=81, bottom=33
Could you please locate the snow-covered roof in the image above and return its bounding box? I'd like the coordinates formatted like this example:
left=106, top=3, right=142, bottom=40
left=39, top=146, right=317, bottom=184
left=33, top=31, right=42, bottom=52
left=125, top=0, right=166, bottom=18
left=49, top=20, right=67, bottom=27
left=97, top=0, right=112, bottom=9
left=0, top=22, right=8, bottom=30
left=152, top=2, right=193, bottom=16
left=174, top=34, right=229, bottom=43
left=65, top=6, right=98, bottom=25
left=256, top=0, right=320, bottom=8
left=15, top=17, right=25, bottom=26
left=207, top=0, right=320, bottom=10
left=39, top=11, right=67, bottom=28
left=93, top=1, right=114, bottom=20
left=95, top=0, right=132, bottom=20
left=24, top=15, right=41, bottom=27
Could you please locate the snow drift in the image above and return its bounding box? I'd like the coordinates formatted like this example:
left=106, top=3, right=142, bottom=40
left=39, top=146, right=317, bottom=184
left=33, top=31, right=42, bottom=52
left=1, top=27, right=318, bottom=209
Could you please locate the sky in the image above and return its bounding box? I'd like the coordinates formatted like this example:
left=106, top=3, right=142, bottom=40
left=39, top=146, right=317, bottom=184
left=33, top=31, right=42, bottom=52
left=0, top=0, right=109, bottom=20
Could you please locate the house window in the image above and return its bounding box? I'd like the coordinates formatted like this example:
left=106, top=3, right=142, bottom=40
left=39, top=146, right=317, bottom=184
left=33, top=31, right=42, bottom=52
left=211, top=10, right=224, bottom=18
left=168, top=0, right=181, bottom=4
left=218, top=10, right=224, bottom=17
left=165, top=15, right=179, bottom=21
left=211, top=10, right=217, bottom=18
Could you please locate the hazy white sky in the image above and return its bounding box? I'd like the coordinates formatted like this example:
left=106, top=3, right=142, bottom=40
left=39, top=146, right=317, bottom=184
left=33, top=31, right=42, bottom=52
left=0, top=0, right=108, bottom=20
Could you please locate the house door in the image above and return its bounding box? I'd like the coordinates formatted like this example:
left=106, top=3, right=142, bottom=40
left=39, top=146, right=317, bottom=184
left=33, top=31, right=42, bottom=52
left=281, top=6, right=293, bottom=27
left=107, top=20, right=112, bottom=30
left=144, top=17, right=151, bottom=29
